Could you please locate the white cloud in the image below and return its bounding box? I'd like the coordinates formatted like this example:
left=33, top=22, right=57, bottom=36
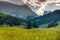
left=56, top=4, right=60, bottom=7
left=0, top=0, right=60, bottom=15
left=0, top=0, right=60, bottom=8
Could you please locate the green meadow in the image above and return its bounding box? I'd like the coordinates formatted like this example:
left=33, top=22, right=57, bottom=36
left=0, top=12, right=60, bottom=40
left=0, top=26, right=60, bottom=40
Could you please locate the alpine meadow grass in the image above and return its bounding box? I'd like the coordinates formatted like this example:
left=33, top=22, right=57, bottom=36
left=0, top=27, right=59, bottom=40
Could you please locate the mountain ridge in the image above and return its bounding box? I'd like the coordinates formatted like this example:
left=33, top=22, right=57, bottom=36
left=0, top=1, right=38, bottom=18
left=32, top=10, right=60, bottom=27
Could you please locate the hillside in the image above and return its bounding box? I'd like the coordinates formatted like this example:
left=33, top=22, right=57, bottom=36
left=33, top=10, right=60, bottom=28
left=0, top=13, right=25, bottom=26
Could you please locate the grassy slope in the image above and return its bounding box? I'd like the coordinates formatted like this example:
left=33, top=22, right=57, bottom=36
left=0, top=27, right=60, bottom=40
left=39, top=21, right=60, bottom=28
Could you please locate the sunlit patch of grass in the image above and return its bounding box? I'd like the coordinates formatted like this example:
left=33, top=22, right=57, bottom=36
left=0, top=27, right=59, bottom=40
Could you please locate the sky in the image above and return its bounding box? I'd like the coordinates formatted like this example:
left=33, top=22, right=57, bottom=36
left=0, top=0, right=60, bottom=16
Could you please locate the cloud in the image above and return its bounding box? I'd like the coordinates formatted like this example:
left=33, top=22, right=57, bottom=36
left=20, top=0, right=60, bottom=7
left=1, top=0, right=60, bottom=8
left=56, top=2, right=60, bottom=7
left=0, top=0, right=60, bottom=15
left=20, top=0, right=60, bottom=15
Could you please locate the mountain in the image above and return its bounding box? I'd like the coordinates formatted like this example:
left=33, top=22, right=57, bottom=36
left=33, top=10, right=60, bottom=27
left=0, top=12, right=26, bottom=26
left=0, top=1, right=37, bottom=18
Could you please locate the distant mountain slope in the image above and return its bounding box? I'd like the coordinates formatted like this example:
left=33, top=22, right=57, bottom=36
left=34, top=10, right=60, bottom=27
left=0, top=1, right=37, bottom=18
left=0, top=13, right=25, bottom=26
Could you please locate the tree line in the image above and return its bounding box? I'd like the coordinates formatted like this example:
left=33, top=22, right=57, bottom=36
left=0, top=13, right=58, bottom=29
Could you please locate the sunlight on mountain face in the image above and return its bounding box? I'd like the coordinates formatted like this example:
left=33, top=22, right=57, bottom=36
left=0, top=0, right=60, bottom=16
left=35, top=8, right=44, bottom=15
